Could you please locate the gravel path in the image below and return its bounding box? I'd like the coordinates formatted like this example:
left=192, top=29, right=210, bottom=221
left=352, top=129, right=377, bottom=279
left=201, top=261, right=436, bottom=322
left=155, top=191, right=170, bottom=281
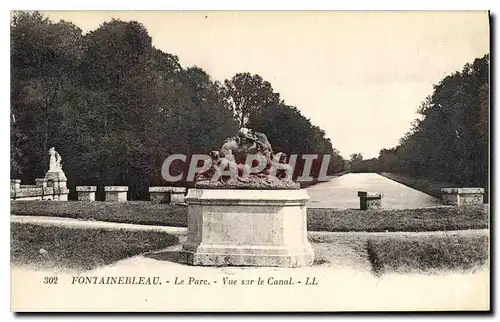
left=11, top=214, right=488, bottom=237
left=10, top=215, right=186, bottom=234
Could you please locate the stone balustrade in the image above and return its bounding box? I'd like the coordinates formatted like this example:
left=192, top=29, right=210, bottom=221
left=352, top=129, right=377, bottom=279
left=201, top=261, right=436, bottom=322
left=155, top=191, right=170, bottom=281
left=357, top=191, right=382, bottom=210
left=10, top=178, right=69, bottom=201
left=76, top=186, right=97, bottom=201
left=149, top=186, right=187, bottom=204
left=35, top=178, right=47, bottom=188
left=441, top=188, right=484, bottom=206
left=11, top=147, right=70, bottom=201
left=104, top=186, right=128, bottom=202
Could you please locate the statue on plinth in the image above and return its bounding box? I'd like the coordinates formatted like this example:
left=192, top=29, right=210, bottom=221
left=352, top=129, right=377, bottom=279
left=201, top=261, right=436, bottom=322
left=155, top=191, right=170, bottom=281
left=195, top=127, right=299, bottom=189
left=44, top=147, right=67, bottom=186
left=48, top=147, right=63, bottom=172
left=183, top=128, right=313, bottom=267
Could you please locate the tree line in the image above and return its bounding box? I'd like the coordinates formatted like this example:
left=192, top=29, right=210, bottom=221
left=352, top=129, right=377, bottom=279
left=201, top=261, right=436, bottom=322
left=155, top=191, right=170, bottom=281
left=352, top=54, right=489, bottom=193
left=10, top=11, right=344, bottom=199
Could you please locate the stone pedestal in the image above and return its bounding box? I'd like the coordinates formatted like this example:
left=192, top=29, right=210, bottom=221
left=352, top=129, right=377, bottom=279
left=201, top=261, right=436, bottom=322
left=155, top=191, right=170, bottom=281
left=182, top=189, right=314, bottom=267
left=358, top=191, right=382, bottom=210
left=44, top=171, right=69, bottom=201
left=105, top=186, right=128, bottom=202
left=149, top=186, right=187, bottom=204
left=44, top=171, right=67, bottom=189
left=441, top=188, right=484, bottom=206
left=76, top=186, right=97, bottom=201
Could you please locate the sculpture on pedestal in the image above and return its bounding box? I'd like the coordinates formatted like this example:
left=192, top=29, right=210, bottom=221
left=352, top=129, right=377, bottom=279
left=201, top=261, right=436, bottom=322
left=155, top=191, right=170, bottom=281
left=195, top=127, right=299, bottom=189
left=183, top=127, right=313, bottom=267
left=44, top=147, right=68, bottom=189
left=48, top=147, right=63, bottom=172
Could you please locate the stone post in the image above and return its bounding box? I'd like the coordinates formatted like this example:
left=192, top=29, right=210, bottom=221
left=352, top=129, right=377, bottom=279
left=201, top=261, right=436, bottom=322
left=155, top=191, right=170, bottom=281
left=441, top=188, right=484, bottom=206
left=149, top=186, right=187, bottom=204
left=358, top=191, right=382, bottom=210
left=10, top=179, right=21, bottom=200
left=11, top=179, right=21, bottom=191
left=76, top=186, right=97, bottom=201
left=105, top=186, right=128, bottom=202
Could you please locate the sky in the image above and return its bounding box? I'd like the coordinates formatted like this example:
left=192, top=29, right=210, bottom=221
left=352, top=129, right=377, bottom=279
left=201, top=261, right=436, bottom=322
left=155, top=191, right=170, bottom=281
left=42, top=10, right=490, bottom=159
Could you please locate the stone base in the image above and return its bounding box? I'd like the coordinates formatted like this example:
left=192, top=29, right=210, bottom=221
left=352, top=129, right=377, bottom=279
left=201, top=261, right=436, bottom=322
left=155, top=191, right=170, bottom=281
left=76, top=186, right=97, bottom=201
left=358, top=191, right=382, bottom=210
left=77, top=192, right=96, bottom=201
left=360, top=198, right=381, bottom=210
left=182, top=189, right=314, bottom=267
left=149, top=187, right=186, bottom=204
left=441, top=188, right=484, bottom=206
left=183, top=245, right=314, bottom=267
left=44, top=171, right=67, bottom=189
left=149, top=193, right=168, bottom=204
left=105, top=186, right=128, bottom=202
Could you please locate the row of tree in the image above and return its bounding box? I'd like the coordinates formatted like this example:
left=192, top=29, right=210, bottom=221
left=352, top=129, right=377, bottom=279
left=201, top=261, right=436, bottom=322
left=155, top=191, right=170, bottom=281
left=350, top=54, right=489, bottom=192
left=10, top=11, right=344, bottom=199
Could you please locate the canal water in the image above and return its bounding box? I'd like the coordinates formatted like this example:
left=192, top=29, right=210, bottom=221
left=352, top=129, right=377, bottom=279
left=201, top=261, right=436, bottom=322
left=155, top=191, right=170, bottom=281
left=306, top=173, right=443, bottom=209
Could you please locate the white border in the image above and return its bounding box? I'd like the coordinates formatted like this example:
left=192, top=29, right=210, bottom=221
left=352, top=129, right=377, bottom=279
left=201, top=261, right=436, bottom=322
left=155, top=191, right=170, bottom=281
left=5, top=0, right=497, bottom=11
left=2, top=1, right=498, bottom=321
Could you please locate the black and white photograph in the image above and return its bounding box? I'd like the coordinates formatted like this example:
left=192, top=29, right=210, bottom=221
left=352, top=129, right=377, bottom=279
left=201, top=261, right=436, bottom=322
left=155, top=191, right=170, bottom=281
left=9, top=9, right=490, bottom=312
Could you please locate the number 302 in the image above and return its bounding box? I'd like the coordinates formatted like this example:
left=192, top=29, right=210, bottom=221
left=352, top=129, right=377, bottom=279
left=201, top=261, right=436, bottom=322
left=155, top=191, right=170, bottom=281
left=43, top=277, right=58, bottom=284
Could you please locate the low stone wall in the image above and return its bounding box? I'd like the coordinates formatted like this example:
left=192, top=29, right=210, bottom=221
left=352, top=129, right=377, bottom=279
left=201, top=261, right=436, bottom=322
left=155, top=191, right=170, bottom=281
left=11, top=178, right=69, bottom=201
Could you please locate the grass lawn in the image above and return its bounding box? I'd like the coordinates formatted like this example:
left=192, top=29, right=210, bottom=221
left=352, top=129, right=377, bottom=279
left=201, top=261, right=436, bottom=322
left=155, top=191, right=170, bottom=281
left=11, top=201, right=188, bottom=227
left=367, top=234, right=490, bottom=275
left=11, top=220, right=489, bottom=275
left=307, top=206, right=488, bottom=232
left=10, top=222, right=178, bottom=271
left=11, top=201, right=488, bottom=232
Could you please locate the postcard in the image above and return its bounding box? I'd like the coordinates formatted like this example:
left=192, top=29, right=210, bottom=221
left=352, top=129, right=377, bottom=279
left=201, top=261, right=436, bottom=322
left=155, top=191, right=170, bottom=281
left=10, top=10, right=490, bottom=312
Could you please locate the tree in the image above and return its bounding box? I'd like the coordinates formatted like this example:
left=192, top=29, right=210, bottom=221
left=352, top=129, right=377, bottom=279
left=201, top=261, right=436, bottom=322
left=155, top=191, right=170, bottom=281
left=223, top=73, right=281, bottom=127
left=350, top=153, right=363, bottom=162
left=11, top=10, right=85, bottom=182
left=376, top=54, right=489, bottom=199
left=11, top=11, right=344, bottom=198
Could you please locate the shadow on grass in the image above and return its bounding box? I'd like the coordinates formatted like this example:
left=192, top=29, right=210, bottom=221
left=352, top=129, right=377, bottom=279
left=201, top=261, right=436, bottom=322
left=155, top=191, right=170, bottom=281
left=11, top=222, right=179, bottom=272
